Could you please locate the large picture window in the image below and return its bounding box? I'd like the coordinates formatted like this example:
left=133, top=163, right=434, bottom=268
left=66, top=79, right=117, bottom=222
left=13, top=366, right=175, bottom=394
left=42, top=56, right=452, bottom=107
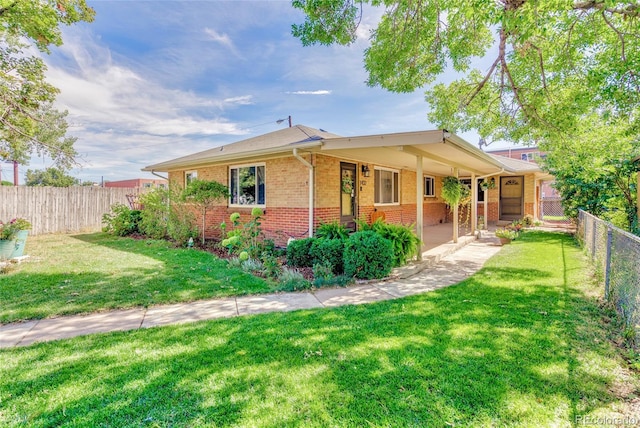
left=230, top=164, right=265, bottom=206
left=374, top=167, right=399, bottom=205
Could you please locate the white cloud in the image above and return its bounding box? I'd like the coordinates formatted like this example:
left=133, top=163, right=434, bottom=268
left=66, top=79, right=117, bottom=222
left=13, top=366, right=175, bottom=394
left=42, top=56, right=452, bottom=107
left=203, top=27, right=243, bottom=58
left=223, top=95, right=254, bottom=105
left=286, top=90, right=332, bottom=95
left=44, top=31, right=246, bottom=137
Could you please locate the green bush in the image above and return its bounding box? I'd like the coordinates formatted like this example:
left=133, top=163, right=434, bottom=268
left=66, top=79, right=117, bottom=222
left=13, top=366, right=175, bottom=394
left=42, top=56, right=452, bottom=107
left=343, top=231, right=393, bottom=279
left=167, top=207, right=197, bottom=247
left=312, top=262, right=353, bottom=288
left=102, top=204, right=141, bottom=236
left=286, top=237, right=315, bottom=267
left=315, top=221, right=349, bottom=240
left=277, top=268, right=311, bottom=292
left=138, top=188, right=169, bottom=239
left=370, top=222, right=421, bottom=267
left=310, top=238, right=344, bottom=274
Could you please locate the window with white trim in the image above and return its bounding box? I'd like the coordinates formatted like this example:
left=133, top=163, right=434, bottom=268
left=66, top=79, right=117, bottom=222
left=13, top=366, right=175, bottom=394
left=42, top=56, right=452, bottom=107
left=374, top=167, right=399, bottom=205
left=185, top=171, right=197, bottom=186
left=230, top=164, right=265, bottom=206
left=424, top=176, right=435, bottom=197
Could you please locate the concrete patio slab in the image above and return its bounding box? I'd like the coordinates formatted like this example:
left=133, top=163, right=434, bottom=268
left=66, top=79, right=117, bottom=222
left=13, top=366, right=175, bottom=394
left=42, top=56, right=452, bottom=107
left=142, top=298, right=238, bottom=328
left=313, top=284, right=395, bottom=307
left=18, top=308, right=145, bottom=346
left=236, top=293, right=322, bottom=315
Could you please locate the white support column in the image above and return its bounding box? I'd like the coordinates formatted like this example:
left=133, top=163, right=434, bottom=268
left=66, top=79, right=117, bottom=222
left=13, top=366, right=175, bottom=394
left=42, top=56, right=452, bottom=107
left=453, top=167, right=459, bottom=243
left=533, top=179, right=539, bottom=221
left=483, top=188, right=489, bottom=230
left=471, top=173, right=477, bottom=234
left=416, top=155, right=423, bottom=261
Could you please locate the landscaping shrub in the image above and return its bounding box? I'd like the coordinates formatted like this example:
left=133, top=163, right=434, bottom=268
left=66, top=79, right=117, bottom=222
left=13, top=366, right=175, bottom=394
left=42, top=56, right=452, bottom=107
left=167, top=207, right=198, bottom=247
left=222, top=210, right=270, bottom=258
left=286, top=237, right=315, bottom=267
left=312, top=262, right=353, bottom=288
left=315, top=221, right=349, bottom=240
left=310, top=238, right=344, bottom=274
left=370, top=222, right=421, bottom=267
left=102, top=204, right=141, bottom=236
left=277, top=268, right=311, bottom=291
left=138, top=188, right=169, bottom=239
left=343, top=231, right=393, bottom=279
left=260, top=251, right=282, bottom=279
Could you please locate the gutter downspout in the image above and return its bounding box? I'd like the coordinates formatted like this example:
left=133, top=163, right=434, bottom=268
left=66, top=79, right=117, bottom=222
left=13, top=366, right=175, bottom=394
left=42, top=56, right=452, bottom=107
left=293, top=148, right=314, bottom=238
left=151, top=170, right=168, bottom=181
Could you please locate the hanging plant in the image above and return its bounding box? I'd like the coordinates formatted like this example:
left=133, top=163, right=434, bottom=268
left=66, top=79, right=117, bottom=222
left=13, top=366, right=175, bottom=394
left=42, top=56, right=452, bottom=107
left=480, top=177, right=496, bottom=191
left=441, top=176, right=463, bottom=207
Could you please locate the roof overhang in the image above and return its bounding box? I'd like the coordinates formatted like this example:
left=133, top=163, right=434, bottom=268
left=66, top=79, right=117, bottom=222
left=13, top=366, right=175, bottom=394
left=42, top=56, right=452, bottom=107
left=142, top=129, right=516, bottom=177
left=320, top=130, right=513, bottom=176
left=142, top=141, right=323, bottom=172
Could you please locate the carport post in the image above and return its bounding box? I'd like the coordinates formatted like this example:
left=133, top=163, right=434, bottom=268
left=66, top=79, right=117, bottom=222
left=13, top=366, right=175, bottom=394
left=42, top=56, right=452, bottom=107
left=416, top=155, right=423, bottom=261
left=471, top=173, right=477, bottom=233
left=453, top=167, right=459, bottom=243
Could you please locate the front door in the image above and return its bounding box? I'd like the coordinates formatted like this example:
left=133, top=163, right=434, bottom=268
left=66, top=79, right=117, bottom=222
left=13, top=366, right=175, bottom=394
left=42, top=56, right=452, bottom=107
left=340, top=162, right=357, bottom=230
left=500, top=176, right=524, bottom=220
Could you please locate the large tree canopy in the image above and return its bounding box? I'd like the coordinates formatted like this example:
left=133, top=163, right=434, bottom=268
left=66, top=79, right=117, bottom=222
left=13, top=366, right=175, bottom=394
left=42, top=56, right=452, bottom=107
left=0, top=1, right=94, bottom=168
left=292, top=0, right=640, bottom=143
left=25, top=166, right=79, bottom=187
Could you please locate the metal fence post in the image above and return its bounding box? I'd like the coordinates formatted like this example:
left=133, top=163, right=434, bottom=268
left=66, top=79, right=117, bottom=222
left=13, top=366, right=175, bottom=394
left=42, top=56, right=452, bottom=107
left=592, top=217, right=597, bottom=259
left=605, top=227, right=613, bottom=300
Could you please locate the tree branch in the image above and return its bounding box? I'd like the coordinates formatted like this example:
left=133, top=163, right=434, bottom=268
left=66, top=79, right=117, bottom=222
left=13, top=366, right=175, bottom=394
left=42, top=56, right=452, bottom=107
left=573, top=1, right=640, bottom=17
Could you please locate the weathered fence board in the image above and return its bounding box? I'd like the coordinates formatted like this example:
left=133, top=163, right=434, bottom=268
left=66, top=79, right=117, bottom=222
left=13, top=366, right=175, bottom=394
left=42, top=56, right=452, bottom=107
left=0, top=187, right=142, bottom=235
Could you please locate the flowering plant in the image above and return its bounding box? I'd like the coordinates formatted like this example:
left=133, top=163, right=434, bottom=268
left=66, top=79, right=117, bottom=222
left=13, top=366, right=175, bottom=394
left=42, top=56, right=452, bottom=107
left=495, top=228, right=518, bottom=240
left=0, top=218, right=31, bottom=240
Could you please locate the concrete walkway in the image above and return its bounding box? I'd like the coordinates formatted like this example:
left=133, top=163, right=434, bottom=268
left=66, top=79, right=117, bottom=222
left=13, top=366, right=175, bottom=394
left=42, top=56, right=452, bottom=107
left=0, top=234, right=503, bottom=348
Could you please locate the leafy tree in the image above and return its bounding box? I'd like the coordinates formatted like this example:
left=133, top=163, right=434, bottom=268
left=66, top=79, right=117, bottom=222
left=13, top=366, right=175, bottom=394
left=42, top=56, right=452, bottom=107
left=1, top=180, right=12, bottom=186
left=181, top=179, right=229, bottom=245
left=292, top=0, right=640, bottom=143
left=25, top=167, right=79, bottom=187
left=0, top=1, right=95, bottom=168
left=541, top=117, right=639, bottom=232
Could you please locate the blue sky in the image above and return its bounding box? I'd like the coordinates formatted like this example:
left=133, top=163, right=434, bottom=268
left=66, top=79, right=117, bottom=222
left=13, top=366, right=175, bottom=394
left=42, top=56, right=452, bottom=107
left=8, top=0, right=515, bottom=184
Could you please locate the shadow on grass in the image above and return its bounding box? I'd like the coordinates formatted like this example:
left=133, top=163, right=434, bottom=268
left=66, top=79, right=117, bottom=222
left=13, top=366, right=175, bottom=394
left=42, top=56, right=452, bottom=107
left=0, top=233, right=269, bottom=323
left=1, top=270, right=621, bottom=426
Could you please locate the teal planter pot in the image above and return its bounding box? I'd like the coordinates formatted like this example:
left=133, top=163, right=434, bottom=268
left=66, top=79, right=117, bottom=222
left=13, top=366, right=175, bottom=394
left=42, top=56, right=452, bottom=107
left=11, top=230, right=29, bottom=258
left=0, top=239, right=16, bottom=260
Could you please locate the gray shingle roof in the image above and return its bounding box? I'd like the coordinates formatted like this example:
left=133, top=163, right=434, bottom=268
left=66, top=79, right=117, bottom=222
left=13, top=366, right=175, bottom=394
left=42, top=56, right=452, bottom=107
left=489, top=154, right=541, bottom=172
left=143, top=125, right=341, bottom=171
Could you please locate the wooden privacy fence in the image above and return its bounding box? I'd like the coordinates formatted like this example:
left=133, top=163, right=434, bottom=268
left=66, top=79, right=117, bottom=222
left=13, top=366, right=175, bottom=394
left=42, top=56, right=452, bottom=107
left=0, top=187, right=143, bottom=235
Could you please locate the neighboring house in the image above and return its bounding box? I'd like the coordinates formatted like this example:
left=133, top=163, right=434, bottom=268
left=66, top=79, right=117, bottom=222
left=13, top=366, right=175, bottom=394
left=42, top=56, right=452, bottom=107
left=143, top=125, right=553, bottom=246
left=485, top=146, right=559, bottom=198
left=104, top=178, right=168, bottom=189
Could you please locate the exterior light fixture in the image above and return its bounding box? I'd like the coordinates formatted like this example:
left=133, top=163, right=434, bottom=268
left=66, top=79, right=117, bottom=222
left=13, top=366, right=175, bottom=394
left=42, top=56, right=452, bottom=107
left=361, top=164, right=370, bottom=177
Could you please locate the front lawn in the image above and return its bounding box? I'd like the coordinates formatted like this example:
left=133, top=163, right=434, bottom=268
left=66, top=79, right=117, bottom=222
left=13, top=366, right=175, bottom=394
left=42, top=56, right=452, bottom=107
left=0, top=233, right=270, bottom=323
left=1, top=231, right=637, bottom=426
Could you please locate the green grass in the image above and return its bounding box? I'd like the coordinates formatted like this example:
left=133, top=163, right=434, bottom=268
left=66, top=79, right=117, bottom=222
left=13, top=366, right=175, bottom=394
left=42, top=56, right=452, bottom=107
left=1, top=231, right=637, bottom=426
left=0, top=233, right=270, bottom=323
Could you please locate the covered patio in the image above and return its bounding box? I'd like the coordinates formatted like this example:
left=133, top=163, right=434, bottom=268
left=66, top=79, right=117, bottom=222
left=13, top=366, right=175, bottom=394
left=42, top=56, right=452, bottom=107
left=319, top=130, right=514, bottom=260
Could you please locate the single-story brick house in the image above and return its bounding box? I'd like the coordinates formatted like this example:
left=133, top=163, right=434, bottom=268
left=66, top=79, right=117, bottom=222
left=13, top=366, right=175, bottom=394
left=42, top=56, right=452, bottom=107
left=142, top=125, right=552, bottom=249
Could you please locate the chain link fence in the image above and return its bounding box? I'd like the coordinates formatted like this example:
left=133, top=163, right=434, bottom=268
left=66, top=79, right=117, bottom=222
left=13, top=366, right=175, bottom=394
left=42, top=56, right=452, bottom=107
left=577, top=210, right=640, bottom=344
left=540, top=197, right=572, bottom=225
